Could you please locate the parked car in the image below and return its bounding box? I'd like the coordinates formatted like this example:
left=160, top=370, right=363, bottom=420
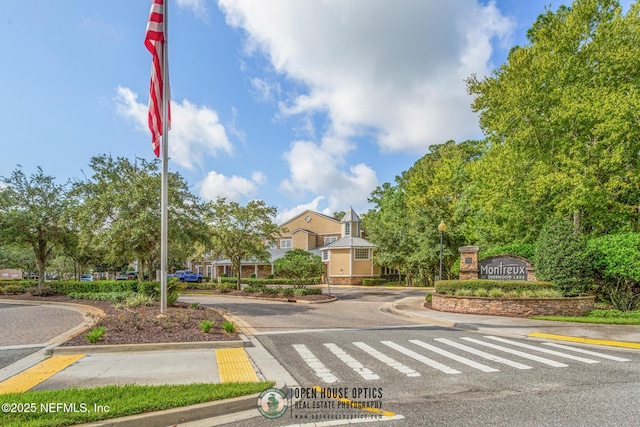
left=167, top=270, right=203, bottom=283
left=80, top=274, right=94, bottom=282
left=115, top=271, right=137, bottom=280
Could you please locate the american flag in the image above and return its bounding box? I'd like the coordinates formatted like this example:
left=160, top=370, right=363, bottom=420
left=145, top=0, right=170, bottom=157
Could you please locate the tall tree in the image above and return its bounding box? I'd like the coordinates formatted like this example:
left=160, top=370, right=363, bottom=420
left=0, top=167, right=71, bottom=287
left=467, top=0, right=640, bottom=236
left=205, top=198, right=280, bottom=289
left=73, top=155, right=209, bottom=279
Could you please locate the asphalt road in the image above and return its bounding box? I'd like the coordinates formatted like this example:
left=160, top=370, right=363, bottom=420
left=182, top=288, right=640, bottom=427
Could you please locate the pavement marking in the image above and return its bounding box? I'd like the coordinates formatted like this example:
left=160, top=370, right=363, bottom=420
left=215, top=348, right=259, bottom=383
left=484, top=336, right=599, bottom=364
left=528, top=332, right=640, bottom=349
left=353, top=342, right=421, bottom=377
left=461, top=337, right=569, bottom=367
left=324, top=343, right=379, bottom=380
left=541, top=342, right=631, bottom=362
left=0, top=354, right=85, bottom=394
left=434, top=338, right=533, bottom=370
left=380, top=341, right=461, bottom=374
left=409, top=339, right=499, bottom=373
left=293, top=344, right=339, bottom=384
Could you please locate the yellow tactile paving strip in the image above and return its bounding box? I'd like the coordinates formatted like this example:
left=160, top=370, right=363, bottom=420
left=0, top=354, right=85, bottom=395
left=528, top=332, right=640, bottom=349
left=215, top=348, right=259, bottom=383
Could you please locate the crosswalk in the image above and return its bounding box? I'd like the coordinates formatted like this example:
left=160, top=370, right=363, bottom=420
left=291, top=336, right=631, bottom=383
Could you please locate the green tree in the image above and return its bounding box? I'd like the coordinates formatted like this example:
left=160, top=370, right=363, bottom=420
left=467, top=0, right=640, bottom=236
left=0, top=167, right=72, bottom=287
left=72, top=155, right=210, bottom=279
left=205, top=198, right=280, bottom=289
left=534, top=217, right=590, bottom=296
left=273, top=249, right=324, bottom=288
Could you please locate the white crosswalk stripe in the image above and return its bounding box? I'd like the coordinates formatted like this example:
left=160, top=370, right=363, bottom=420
left=353, top=342, right=421, bottom=377
left=542, top=342, right=631, bottom=362
left=484, top=336, right=600, bottom=364
left=293, top=343, right=339, bottom=383
left=324, top=343, right=379, bottom=380
left=291, top=337, right=631, bottom=382
left=434, top=338, right=533, bottom=370
left=380, top=341, right=462, bottom=374
left=409, top=339, right=499, bottom=372
left=460, top=337, right=569, bottom=367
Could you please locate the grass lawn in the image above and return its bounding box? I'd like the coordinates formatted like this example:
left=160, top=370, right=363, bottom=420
left=531, top=309, right=640, bottom=325
left=0, top=381, right=274, bottom=427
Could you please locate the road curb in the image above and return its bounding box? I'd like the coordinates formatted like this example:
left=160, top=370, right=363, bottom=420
left=49, top=339, right=246, bottom=355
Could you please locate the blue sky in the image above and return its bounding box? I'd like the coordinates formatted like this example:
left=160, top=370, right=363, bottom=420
left=0, top=0, right=615, bottom=223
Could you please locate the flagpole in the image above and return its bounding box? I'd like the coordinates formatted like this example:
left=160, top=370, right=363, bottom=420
left=159, top=0, right=169, bottom=315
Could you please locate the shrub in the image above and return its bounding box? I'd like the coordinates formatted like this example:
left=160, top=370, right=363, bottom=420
left=67, top=291, right=133, bottom=303
left=223, top=320, right=236, bottom=333
left=167, top=291, right=179, bottom=306
left=190, top=302, right=201, bottom=310
left=435, top=279, right=555, bottom=295
left=488, top=288, right=505, bottom=298
left=425, top=293, right=432, bottom=303
left=1, top=284, right=24, bottom=294
left=273, top=249, right=325, bottom=288
left=29, top=286, right=55, bottom=296
left=84, top=326, right=106, bottom=344
left=587, top=233, right=640, bottom=310
left=534, top=217, right=590, bottom=296
left=454, top=288, right=474, bottom=296
left=125, top=293, right=156, bottom=307
left=199, top=320, right=215, bottom=333
left=474, top=288, right=489, bottom=297
left=363, top=278, right=388, bottom=286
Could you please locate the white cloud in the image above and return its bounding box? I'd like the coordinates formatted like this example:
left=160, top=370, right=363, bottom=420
left=198, top=170, right=264, bottom=202
left=176, top=0, right=209, bottom=20
left=115, top=86, right=232, bottom=170
left=275, top=196, right=327, bottom=224
left=280, top=139, right=378, bottom=215
left=218, top=0, right=513, bottom=153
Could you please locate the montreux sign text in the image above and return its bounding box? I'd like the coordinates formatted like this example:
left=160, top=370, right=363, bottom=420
left=479, top=256, right=528, bottom=281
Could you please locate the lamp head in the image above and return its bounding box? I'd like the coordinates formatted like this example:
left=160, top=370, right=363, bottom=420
left=438, top=221, right=447, bottom=233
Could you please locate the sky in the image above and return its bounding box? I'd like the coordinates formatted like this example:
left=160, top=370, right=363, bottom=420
left=0, top=0, right=618, bottom=223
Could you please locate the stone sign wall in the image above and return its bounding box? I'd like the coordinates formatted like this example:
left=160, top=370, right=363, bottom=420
left=458, top=247, right=536, bottom=281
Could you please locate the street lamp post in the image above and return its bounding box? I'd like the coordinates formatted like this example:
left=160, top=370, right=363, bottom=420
left=438, top=221, right=447, bottom=281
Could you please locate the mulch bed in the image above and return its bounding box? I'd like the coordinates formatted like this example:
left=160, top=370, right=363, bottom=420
left=1, top=294, right=239, bottom=346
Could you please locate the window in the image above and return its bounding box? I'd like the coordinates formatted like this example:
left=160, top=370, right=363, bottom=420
left=324, top=236, right=337, bottom=245
left=265, top=241, right=277, bottom=249
left=345, top=223, right=351, bottom=236
left=280, top=239, right=292, bottom=249
left=354, top=248, right=370, bottom=260
left=322, top=251, right=329, bottom=261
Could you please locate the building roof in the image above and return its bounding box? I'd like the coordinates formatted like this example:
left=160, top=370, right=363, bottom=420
left=320, top=236, right=375, bottom=250
left=340, top=207, right=361, bottom=223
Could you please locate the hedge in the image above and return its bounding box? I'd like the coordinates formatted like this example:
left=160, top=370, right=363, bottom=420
left=186, top=277, right=322, bottom=289
left=435, top=279, right=555, bottom=295
left=363, top=278, right=388, bottom=286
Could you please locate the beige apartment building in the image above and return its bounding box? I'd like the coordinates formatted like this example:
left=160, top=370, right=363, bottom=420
left=191, top=207, right=381, bottom=285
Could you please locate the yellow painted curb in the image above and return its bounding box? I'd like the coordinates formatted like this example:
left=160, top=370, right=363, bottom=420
left=528, top=332, right=640, bottom=349
left=215, top=348, right=259, bottom=383
left=0, top=354, right=85, bottom=395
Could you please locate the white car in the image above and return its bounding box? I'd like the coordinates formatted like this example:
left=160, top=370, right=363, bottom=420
left=80, top=274, right=94, bottom=282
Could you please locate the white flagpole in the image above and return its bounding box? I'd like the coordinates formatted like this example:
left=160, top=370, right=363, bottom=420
left=160, top=0, right=169, bottom=315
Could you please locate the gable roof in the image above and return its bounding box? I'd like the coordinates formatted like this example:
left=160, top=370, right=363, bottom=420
left=279, top=209, right=339, bottom=227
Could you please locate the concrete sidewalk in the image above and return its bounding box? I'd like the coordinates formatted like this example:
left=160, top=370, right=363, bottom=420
left=1, top=296, right=639, bottom=426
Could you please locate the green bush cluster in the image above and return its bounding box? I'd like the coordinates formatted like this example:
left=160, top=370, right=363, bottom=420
left=363, top=278, right=388, bottom=286
left=435, top=279, right=555, bottom=295
left=450, top=287, right=562, bottom=298
left=0, top=284, right=25, bottom=294
left=67, top=291, right=134, bottom=303
left=186, top=277, right=322, bottom=289
left=47, top=280, right=140, bottom=295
